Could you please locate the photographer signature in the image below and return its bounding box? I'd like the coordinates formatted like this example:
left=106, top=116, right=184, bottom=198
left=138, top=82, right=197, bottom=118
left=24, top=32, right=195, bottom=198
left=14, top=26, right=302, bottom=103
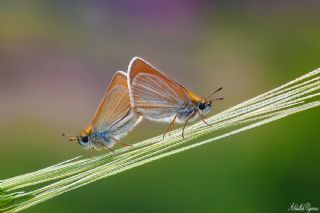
left=289, top=203, right=319, bottom=213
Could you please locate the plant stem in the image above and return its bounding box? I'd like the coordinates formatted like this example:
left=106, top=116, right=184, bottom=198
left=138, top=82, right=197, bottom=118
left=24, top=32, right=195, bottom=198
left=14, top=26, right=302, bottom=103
left=1, top=68, right=319, bottom=212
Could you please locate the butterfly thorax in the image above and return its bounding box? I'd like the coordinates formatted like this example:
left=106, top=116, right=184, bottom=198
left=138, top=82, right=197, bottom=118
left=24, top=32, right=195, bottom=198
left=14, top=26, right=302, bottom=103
left=78, top=129, right=113, bottom=150
left=89, top=130, right=113, bottom=149
left=187, top=89, right=202, bottom=103
left=177, top=102, right=198, bottom=123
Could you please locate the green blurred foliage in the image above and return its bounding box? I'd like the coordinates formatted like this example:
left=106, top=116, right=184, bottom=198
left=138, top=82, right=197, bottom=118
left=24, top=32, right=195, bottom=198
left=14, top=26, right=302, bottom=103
left=0, top=1, right=319, bottom=212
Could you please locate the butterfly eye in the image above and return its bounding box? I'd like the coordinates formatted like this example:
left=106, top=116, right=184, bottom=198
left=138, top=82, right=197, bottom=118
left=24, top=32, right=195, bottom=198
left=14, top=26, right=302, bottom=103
left=81, top=136, right=89, bottom=143
left=198, top=101, right=206, bottom=110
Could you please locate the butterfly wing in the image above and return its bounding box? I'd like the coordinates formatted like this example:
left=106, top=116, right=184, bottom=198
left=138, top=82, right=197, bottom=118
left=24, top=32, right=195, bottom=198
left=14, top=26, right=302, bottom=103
left=91, top=71, right=138, bottom=137
left=128, top=57, right=191, bottom=121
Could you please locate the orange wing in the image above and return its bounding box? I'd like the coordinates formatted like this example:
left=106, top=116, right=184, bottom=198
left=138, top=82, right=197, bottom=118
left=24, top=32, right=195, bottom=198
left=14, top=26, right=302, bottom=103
left=90, top=71, right=132, bottom=131
left=128, top=57, right=193, bottom=120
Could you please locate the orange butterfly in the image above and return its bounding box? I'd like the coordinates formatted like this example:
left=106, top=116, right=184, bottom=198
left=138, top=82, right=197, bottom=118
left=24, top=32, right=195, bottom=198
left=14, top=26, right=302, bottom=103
left=127, top=57, right=223, bottom=138
left=67, top=71, right=141, bottom=153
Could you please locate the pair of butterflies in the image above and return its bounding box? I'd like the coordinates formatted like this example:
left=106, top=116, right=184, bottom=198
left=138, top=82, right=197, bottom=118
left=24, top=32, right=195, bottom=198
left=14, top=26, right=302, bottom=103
left=68, top=57, right=223, bottom=151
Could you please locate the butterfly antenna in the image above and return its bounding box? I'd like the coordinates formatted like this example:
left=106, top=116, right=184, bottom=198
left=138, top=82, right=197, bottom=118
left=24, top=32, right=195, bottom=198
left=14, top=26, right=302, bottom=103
left=68, top=136, right=79, bottom=142
left=207, top=87, right=223, bottom=99
left=212, top=97, right=224, bottom=102
left=62, top=133, right=79, bottom=142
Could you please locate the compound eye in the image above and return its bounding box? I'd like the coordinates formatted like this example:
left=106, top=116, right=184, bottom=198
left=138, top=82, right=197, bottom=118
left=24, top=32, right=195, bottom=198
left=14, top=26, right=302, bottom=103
left=81, top=136, right=89, bottom=143
left=198, top=102, right=206, bottom=110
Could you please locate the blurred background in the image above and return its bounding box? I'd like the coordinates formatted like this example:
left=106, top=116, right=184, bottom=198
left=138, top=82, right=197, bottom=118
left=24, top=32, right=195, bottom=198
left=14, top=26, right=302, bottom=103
left=0, top=1, right=319, bottom=212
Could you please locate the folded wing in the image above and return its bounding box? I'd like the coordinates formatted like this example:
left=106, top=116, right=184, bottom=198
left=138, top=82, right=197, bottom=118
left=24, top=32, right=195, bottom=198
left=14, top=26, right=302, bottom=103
left=91, top=71, right=133, bottom=131
left=128, top=57, right=190, bottom=120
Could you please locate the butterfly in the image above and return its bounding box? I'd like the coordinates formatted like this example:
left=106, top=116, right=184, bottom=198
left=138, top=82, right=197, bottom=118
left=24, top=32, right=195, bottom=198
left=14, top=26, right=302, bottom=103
left=127, top=57, right=223, bottom=138
left=67, top=71, right=141, bottom=153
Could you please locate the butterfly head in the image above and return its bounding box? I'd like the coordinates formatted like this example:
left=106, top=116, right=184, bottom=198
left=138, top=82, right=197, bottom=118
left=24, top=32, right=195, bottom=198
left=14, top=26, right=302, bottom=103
left=77, top=132, right=91, bottom=148
left=197, top=87, right=224, bottom=114
left=63, top=133, right=91, bottom=149
left=64, top=126, right=92, bottom=149
left=197, top=100, right=212, bottom=115
left=77, top=126, right=93, bottom=149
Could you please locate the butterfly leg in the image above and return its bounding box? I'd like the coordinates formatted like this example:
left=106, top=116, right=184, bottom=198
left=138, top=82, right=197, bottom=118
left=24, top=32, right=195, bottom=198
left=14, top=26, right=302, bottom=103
left=198, top=111, right=212, bottom=127
left=92, top=138, right=114, bottom=153
left=182, top=111, right=197, bottom=139
left=111, top=136, right=132, bottom=147
left=90, top=147, right=94, bottom=158
left=163, top=113, right=178, bottom=139
left=105, top=146, right=114, bottom=153
left=132, top=107, right=138, bottom=114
